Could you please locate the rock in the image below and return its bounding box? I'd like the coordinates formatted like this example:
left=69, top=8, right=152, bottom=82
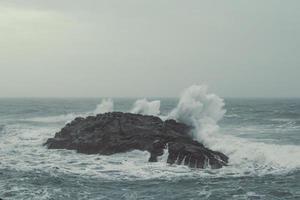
left=44, top=112, right=228, bottom=168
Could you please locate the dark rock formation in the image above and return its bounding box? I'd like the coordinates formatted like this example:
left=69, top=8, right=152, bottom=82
left=45, top=112, right=228, bottom=169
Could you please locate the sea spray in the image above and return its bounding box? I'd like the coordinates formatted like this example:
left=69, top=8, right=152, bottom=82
left=93, top=99, right=114, bottom=115
left=167, top=85, right=300, bottom=173
left=131, top=99, right=161, bottom=116
left=168, top=85, right=226, bottom=143
left=16, top=87, right=300, bottom=175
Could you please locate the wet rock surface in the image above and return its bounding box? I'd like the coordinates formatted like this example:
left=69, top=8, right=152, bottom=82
left=45, top=112, right=228, bottom=168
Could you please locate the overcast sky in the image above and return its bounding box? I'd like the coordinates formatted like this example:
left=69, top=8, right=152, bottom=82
left=0, top=0, right=299, bottom=98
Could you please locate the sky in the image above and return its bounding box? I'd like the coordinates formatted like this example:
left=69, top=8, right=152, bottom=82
left=0, top=0, right=299, bottom=98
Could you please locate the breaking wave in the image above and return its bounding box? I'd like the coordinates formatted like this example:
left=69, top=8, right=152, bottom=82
left=168, top=85, right=300, bottom=175
left=168, top=85, right=225, bottom=143
left=4, top=84, right=300, bottom=178
left=131, top=99, right=160, bottom=116
left=93, top=98, right=114, bottom=115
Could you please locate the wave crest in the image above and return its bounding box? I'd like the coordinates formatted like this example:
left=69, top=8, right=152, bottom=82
left=131, top=99, right=160, bottom=116
left=93, top=99, right=114, bottom=115
left=168, top=85, right=226, bottom=142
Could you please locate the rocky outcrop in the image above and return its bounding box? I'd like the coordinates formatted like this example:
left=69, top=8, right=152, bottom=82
left=44, top=112, right=228, bottom=169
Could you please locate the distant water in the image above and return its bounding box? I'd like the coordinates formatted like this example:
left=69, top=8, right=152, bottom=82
left=0, top=97, right=300, bottom=199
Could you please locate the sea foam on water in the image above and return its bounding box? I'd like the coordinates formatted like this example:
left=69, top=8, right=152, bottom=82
left=170, top=85, right=300, bottom=174
left=90, top=85, right=300, bottom=175
left=13, top=84, right=300, bottom=177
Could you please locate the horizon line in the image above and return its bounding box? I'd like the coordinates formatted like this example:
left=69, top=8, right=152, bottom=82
left=0, top=96, right=300, bottom=99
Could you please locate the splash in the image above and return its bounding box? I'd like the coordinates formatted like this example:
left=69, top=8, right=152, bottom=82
left=5, top=85, right=299, bottom=178
left=131, top=99, right=160, bottom=116
left=93, top=99, right=114, bottom=115
left=169, top=85, right=226, bottom=143
left=168, top=85, right=300, bottom=174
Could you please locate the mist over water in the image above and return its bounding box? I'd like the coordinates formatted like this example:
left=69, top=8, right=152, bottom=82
left=0, top=85, right=300, bottom=199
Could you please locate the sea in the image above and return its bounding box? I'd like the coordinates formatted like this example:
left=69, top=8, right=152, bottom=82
left=0, top=87, right=299, bottom=199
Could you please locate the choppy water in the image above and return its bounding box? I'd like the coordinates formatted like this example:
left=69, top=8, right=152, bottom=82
left=0, top=98, right=300, bottom=199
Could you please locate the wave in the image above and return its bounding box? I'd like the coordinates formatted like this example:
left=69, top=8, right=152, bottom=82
left=130, top=98, right=160, bottom=116
left=93, top=99, right=114, bottom=115
left=168, top=85, right=300, bottom=175
left=0, top=123, right=299, bottom=181
left=208, top=133, right=300, bottom=175
left=168, top=85, right=226, bottom=143
left=4, top=85, right=299, bottom=179
left=225, top=114, right=240, bottom=118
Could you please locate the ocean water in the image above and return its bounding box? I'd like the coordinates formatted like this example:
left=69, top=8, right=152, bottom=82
left=0, top=96, right=300, bottom=199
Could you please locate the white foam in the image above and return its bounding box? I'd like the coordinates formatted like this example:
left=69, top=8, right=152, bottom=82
left=93, top=98, right=114, bottom=115
left=130, top=99, right=160, bottom=116
left=1, top=85, right=299, bottom=180
left=207, top=133, right=300, bottom=176
left=168, top=84, right=300, bottom=176
left=0, top=121, right=299, bottom=181
left=168, top=85, right=226, bottom=143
